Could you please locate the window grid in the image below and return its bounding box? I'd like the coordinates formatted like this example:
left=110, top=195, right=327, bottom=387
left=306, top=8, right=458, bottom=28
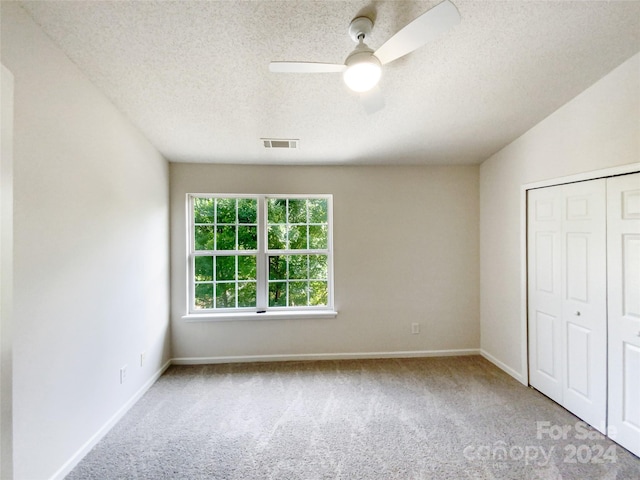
left=266, top=197, right=330, bottom=308
left=266, top=280, right=329, bottom=307
left=193, top=255, right=258, bottom=309
left=189, top=194, right=333, bottom=314
left=192, top=196, right=259, bottom=311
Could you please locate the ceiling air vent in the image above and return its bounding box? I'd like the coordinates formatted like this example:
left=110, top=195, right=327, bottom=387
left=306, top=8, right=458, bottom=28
left=262, top=138, right=299, bottom=149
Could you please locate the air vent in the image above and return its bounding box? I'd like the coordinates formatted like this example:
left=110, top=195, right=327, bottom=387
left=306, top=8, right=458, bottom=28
left=262, top=138, right=299, bottom=149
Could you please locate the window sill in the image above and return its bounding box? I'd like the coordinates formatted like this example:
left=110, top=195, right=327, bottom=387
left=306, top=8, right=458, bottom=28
left=182, top=310, right=338, bottom=322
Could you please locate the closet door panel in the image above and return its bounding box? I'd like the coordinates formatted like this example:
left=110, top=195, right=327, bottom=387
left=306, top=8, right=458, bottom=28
left=528, top=179, right=606, bottom=433
left=607, top=172, right=640, bottom=457
left=561, top=179, right=607, bottom=433
left=566, top=322, right=590, bottom=397
left=528, top=186, right=563, bottom=404
left=623, top=343, right=640, bottom=428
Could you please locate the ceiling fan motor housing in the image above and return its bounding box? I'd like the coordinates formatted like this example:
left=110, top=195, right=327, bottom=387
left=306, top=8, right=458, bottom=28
left=344, top=47, right=381, bottom=69
left=348, top=16, right=374, bottom=43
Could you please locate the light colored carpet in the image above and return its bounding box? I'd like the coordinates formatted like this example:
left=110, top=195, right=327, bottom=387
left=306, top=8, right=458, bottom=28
left=66, top=356, right=639, bottom=479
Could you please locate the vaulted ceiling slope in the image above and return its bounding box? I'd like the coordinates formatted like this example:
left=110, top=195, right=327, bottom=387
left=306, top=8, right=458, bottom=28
left=18, top=0, right=640, bottom=165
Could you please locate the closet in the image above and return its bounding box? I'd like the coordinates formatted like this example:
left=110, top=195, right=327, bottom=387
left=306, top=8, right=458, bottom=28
left=527, top=172, right=639, bottom=457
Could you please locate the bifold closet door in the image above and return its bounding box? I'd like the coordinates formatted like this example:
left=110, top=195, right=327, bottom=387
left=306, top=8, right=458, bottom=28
left=607, top=173, right=640, bottom=457
left=528, top=185, right=563, bottom=405
left=528, top=179, right=607, bottom=433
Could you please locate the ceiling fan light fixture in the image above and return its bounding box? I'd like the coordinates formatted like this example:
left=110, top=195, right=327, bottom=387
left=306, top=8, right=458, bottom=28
left=343, top=51, right=381, bottom=93
left=269, top=1, right=462, bottom=107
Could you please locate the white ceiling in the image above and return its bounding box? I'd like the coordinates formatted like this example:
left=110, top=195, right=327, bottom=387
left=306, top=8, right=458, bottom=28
left=19, top=0, right=640, bottom=165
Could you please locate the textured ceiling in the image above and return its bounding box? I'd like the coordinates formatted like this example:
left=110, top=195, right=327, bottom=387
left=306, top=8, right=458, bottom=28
left=18, top=0, right=640, bottom=165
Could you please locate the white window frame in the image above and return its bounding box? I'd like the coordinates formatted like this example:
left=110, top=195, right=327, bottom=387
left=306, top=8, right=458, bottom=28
left=183, top=193, right=337, bottom=322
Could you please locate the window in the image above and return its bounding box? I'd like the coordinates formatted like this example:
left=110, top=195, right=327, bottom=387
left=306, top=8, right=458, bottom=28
left=187, top=194, right=334, bottom=318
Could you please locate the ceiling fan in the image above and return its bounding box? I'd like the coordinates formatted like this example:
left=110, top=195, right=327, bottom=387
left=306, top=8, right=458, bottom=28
left=269, top=0, right=461, bottom=113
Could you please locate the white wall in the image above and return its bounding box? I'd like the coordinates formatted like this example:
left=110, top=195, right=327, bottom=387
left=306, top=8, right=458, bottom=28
left=479, top=53, right=640, bottom=381
left=171, top=164, right=480, bottom=360
left=1, top=3, right=170, bottom=479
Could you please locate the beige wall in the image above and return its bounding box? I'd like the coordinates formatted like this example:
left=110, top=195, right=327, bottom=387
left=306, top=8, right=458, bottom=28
left=1, top=3, right=170, bottom=479
left=171, top=164, right=480, bottom=360
left=479, top=53, right=640, bottom=381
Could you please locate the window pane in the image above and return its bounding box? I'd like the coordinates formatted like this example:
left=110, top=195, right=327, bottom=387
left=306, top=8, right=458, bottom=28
left=289, top=225, right=307, bottom=250
left=238, top=198, right=257, bottom=223
left=288, top=199, right=307, bottom=223
left=216, top=256, right=235, bottom=281
left=238, top=282, right=256, bottom=307
left=268, top=198, right=286, bottom=224
left=268, top=225, right=286, bottom=250
left=216, top=283, right=236, bottom=308
left=309, top=199, right=328, bottom=223
left=269, top=282, right=286, bottom=307
left=288, top=255, right=307, bottom=280
left=309, top=255, right=328, bottom=279
left=309, top=225, right=328, bottom=249
left=289, top=281, right=308, bottom=306
left=238, top=226, right=257, bottom=250
left=194, top=283, right=213, bottom=309
left=194, top=256, right=213, bottom=281
left=310, top=281, right=328, bottom=306
left=216, top=226, right=236, bottom=250
left=216, top=198, right=236, bottom=224
left=194, top=225, right=214, bottom=250
left=194, top=198, right=215, bottom=223
left=237, top=255, right=256, bottom=280
left=269, top=255, right=287, bottom=280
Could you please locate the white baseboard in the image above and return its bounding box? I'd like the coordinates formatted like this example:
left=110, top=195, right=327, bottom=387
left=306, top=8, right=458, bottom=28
left=480, top=349, right=527, bottom=385
left=172, top=348, right=480, bottom=365
left=49, top=359, right=172, bottom=480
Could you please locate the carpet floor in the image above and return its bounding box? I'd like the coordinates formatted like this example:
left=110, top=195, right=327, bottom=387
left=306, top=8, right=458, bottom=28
left=66, top=356, right=640, bottom=479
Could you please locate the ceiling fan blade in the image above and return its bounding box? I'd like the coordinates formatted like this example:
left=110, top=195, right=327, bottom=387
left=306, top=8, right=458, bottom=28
left=373, top=0, right=460, bottom=65
left=269, top=62, right=346, bottom=73
left=360, top=86, right=385, bottom=115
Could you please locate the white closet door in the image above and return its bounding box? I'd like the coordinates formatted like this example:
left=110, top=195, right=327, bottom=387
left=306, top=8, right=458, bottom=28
left=561, top=179, right=607, bottom=433
left=607, top=173, right=640, bottom=457
left=528, top=179, right=607, bottom=432
left=528, top=186, right=563, bottom=405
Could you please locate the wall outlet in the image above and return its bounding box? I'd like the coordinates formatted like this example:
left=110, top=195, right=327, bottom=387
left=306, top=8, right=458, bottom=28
left=120, top=365, right=128, bottom=384
left=140, top=351, right=146, bottom=367
left=411, top=323, right=420, bottom=334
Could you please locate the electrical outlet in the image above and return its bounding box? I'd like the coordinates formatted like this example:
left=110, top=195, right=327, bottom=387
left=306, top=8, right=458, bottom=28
left=140, top=351, right=146, bottom=367
left=411, top=323, right=420, bottom=334
left=120, top=365, right=128, bottom=384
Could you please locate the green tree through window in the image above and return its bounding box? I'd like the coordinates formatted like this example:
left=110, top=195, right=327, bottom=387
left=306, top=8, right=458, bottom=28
left=266, top=197, right=329, bottom=307
left=189, top=195, right=332, bottom=313
left=192, top=197, right=258, bottom=309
